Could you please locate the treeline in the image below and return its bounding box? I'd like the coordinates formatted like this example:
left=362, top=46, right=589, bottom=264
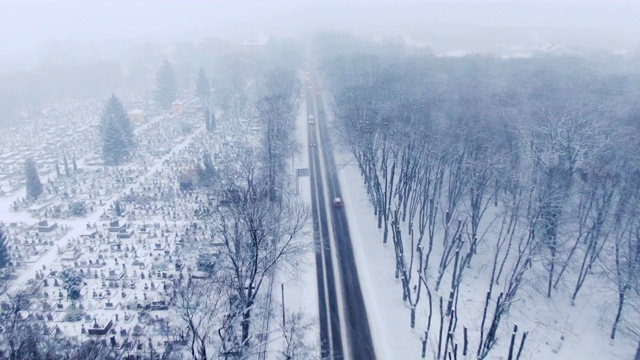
left=0, top=36, right=303, bottom=128
left=316, top=32, right=640, bottom=358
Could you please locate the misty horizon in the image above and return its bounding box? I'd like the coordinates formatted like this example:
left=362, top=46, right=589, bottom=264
left=1, top=0, right=639, bottom=68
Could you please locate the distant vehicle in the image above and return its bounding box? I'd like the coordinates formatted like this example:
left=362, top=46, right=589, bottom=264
left=333, top=197, right=343, bottom=208
left=308, top=114, right=315, bottom=124
left=310, top=143, right=316, bottom=147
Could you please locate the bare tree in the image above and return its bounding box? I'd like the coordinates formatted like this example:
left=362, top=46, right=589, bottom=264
left=173, top=276, right=226, bottom=360
left=608, top=171, right=640, bottom=340
left=278, top=310, right=318, bottom=360
left=211, top=160, right=309, bottom=352
left=553, top=164, right=618, bottom=302
left=212, top=52, right=252, bottom=123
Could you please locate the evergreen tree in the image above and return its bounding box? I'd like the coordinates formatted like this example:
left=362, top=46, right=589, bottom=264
left=115, top=201, right=122, bottom=217
left=0, top=228, right=10, bottom=269
left=197, top=67, right=216, bottom=133
left=60, top=268, right=83, bottom=300
left=196, top=67, right=211, bottom=100
left=100, top=95, right=134, bottom=166
left=63, top=155, right=70, bottom=176
left=24, top=158, right=43, bottom=201
left=69, top=201, right=86, bottom=217
left=55, top=162, right=61, bottom=177
left=72, top=157, right=78, bottom=172
left=155, top=59, right=177, bottom=109
left=197, top=152, right=216, bottom=186
left=205, top=108, right=216, bottom=133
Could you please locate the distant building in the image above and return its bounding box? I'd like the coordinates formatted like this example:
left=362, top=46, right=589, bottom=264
left=242, top=34, right=270, bottom=47
left=242, top=35, right=269, bottom=56
left=128, top=110, right=145, bottom=124
left=172, top=101, right=184, bottom=116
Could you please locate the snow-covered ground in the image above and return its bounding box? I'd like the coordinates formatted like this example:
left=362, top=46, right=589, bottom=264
left=333, top=141, right=638, bottom=359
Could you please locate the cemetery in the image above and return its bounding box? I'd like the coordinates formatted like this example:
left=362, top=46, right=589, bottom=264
left=0, top=93, right=267, bottom=353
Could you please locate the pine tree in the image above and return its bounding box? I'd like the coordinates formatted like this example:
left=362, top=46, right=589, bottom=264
left=24, top=158, right=43, bottom=201
left=100, top=95, right=134, bottom=166
left=197, top=67, right=216, bottom=133
left=0, top=228, right=10, bottom=269
left=196, top=67, right=211, bottom=100
left=205, top=108, right=216, bottom=133
left=72, top=157, right=78, bottom=172
left=155, top=59, right=177, bottom=109
left=197, top=152, right=216, bottom=187
left=63, top=155, right=70, bottom=176
left=115, top=201, right=122, bottom=217
left=55, top=162, right=61, bottom=177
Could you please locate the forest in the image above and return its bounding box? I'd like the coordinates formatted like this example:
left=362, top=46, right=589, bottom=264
left=315, top=32, right=640, bottom=359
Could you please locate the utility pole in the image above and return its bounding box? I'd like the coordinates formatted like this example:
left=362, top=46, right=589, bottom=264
left=281, top=283, right=286, bottom=327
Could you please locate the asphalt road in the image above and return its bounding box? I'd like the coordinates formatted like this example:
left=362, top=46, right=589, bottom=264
left=306, top=76, right=376, bottom=360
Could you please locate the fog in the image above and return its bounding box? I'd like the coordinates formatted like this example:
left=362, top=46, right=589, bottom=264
left=2, top=1, right=640, bottom=359
left=2, top=0, right=639, bottom=64
left=0, top=0, right=638, bottom=127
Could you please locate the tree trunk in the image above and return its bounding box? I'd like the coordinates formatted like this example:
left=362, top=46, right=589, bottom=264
left=411, top=306, right=416, bottom=328
left=547, top=254, right=555, bottom=298
left=610, top=290, right=625, bottom=340
left=463, top=327, right=468, bottom=356
left=516, top=332, right=528, bottom=360
left=242, top=306, right=252, bottom=347
left=507, top=325, right=518, bottom=360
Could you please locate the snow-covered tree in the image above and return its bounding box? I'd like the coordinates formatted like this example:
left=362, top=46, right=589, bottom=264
left=99, top=95, right=134, bottom=166
left=211, top=157, right=309, bottom=353
left=63, top=155, right=70, bottom=176
left=0, top=228, right=10, bottom=269
left=196, top=67, right=210, bottom=100
left=196, top=67, right=217, bottom=133
left=24, top=158, right=42, bottom=201
left=155, top=59, right=177, bottom=109
left=196, top=152, right=216, bottom=187
left=60, top=268, right=83, bottom=300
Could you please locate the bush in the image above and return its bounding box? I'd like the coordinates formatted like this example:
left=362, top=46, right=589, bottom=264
left=69, top=202, right=86, bottom=217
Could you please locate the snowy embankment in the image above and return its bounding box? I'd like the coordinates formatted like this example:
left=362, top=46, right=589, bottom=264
left=265, top=89, right=319, bottom=358
left=337, top=155, right=422, bottom=359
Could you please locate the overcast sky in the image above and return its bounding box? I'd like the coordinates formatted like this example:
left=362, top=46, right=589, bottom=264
left=1, top=0, right=639, bottom=61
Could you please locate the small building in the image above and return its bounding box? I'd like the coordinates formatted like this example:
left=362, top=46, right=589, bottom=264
left=128, top=110, right=145, bottom=124
left=172, top=101, right=184, bottom=116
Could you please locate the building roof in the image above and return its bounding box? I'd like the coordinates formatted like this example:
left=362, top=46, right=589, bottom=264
left=242, top=34, right=270, bottom=46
